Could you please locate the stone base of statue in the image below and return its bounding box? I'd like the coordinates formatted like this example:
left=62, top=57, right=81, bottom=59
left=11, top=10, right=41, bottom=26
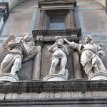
left=89, top=72, right=107, bottom=80
left=43, top=69, right=68, bottom=81
left=0, top=73, right=19, bottom=82
left=43, top=74, right=68, bottom=81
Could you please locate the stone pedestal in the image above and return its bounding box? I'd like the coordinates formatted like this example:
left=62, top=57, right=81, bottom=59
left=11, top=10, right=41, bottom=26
left=43, top=74, right=68, bottom=81
left=44, top=69, right=68, bottom=81
left=89, top=72, right=107, bottom=80
left=0, top=73, right=19, bottom=82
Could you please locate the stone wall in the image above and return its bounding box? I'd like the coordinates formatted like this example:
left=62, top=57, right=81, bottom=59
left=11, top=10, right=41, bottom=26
left=0, top=0, right=106, bottom=106
left=96, top=0, right=106, bottom=7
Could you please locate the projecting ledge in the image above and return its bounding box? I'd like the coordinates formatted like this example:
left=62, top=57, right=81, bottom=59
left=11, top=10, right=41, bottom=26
left=0, top=80, right=107, bottom=93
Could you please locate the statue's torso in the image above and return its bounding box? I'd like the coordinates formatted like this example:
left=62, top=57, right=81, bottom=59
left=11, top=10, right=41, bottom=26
left=52, top=46, right=66, bottom=58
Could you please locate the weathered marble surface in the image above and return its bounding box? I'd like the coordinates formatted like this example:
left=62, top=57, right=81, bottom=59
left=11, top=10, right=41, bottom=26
left=64, top=35, right=107, bottom=80
left=0, top=34, right=37, bottom=81
left=44, top=37, right=69, bottom=81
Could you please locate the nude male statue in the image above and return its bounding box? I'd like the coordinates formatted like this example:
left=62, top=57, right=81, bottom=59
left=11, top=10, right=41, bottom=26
left=48, top=36, right=69, bottom=76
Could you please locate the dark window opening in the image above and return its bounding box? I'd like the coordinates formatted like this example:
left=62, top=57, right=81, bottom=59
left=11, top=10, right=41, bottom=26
left=50, top=15, right=65, bottom=30
left=46, top=10, right=68, bottom=30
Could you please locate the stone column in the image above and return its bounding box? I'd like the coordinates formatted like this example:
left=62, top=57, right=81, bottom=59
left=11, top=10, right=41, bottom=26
left=32, top=36, right=43, bottom=80
left=73, top=51, right=82, bottom=79
left=32, top=45, right=42, bottom=80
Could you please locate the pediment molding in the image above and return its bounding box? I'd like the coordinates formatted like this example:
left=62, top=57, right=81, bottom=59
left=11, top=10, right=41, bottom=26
left=1, top=80, right=107, bottom=93
left=38, top=0, right=76, bottom=8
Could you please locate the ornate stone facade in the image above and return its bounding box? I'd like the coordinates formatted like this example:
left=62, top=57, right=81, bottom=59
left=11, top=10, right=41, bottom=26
left=0, top=0, right=107, bottom=107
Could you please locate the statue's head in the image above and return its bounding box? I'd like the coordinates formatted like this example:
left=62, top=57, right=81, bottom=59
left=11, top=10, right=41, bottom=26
left=55, top=36, right=64, bottom=45
left=10, top=34, right=16, bottom=39
left=83, top=35, right=92, bottom=44
left=23, top=34, right=32, bottom=42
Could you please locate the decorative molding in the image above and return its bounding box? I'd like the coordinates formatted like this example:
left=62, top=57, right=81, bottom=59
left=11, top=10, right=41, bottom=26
left=0, top=80, right=107, bottom=93
left=33, top=29, right=81, bottom=36
left=38, top=0, right=77, bottom=8
left=1, top=98, right=107, bottom=106
left=32, top=29, right=81, bottom=42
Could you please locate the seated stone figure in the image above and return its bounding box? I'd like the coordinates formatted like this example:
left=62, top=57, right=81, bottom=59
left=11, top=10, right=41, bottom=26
left=0, top=34, right=37, bottom=81
left=48, top=36, right=69, bottom=76
left=64, top=35, right=107, bottom=80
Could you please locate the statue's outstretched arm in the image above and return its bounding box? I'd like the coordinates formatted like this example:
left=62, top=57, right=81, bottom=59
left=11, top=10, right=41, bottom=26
left=64, top=38, right=83, bottom=51
left=64, top=38, right=77, bottom=48
left=48, top=43, right=57, bottom=52
left=64, top=38, right=72, bottom=46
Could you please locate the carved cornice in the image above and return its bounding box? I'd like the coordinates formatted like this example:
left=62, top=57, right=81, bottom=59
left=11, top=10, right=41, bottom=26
left=33, top=29, right=81, bottom=36
left=38, top=0, right=76, bottom=8
left=0, top=2, right=9, bottom=21
left=0, top=80, right=107, bottom=93
left=1, top=98, right=107, bottom=106
left=32, top=29, right=81, bottom=42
